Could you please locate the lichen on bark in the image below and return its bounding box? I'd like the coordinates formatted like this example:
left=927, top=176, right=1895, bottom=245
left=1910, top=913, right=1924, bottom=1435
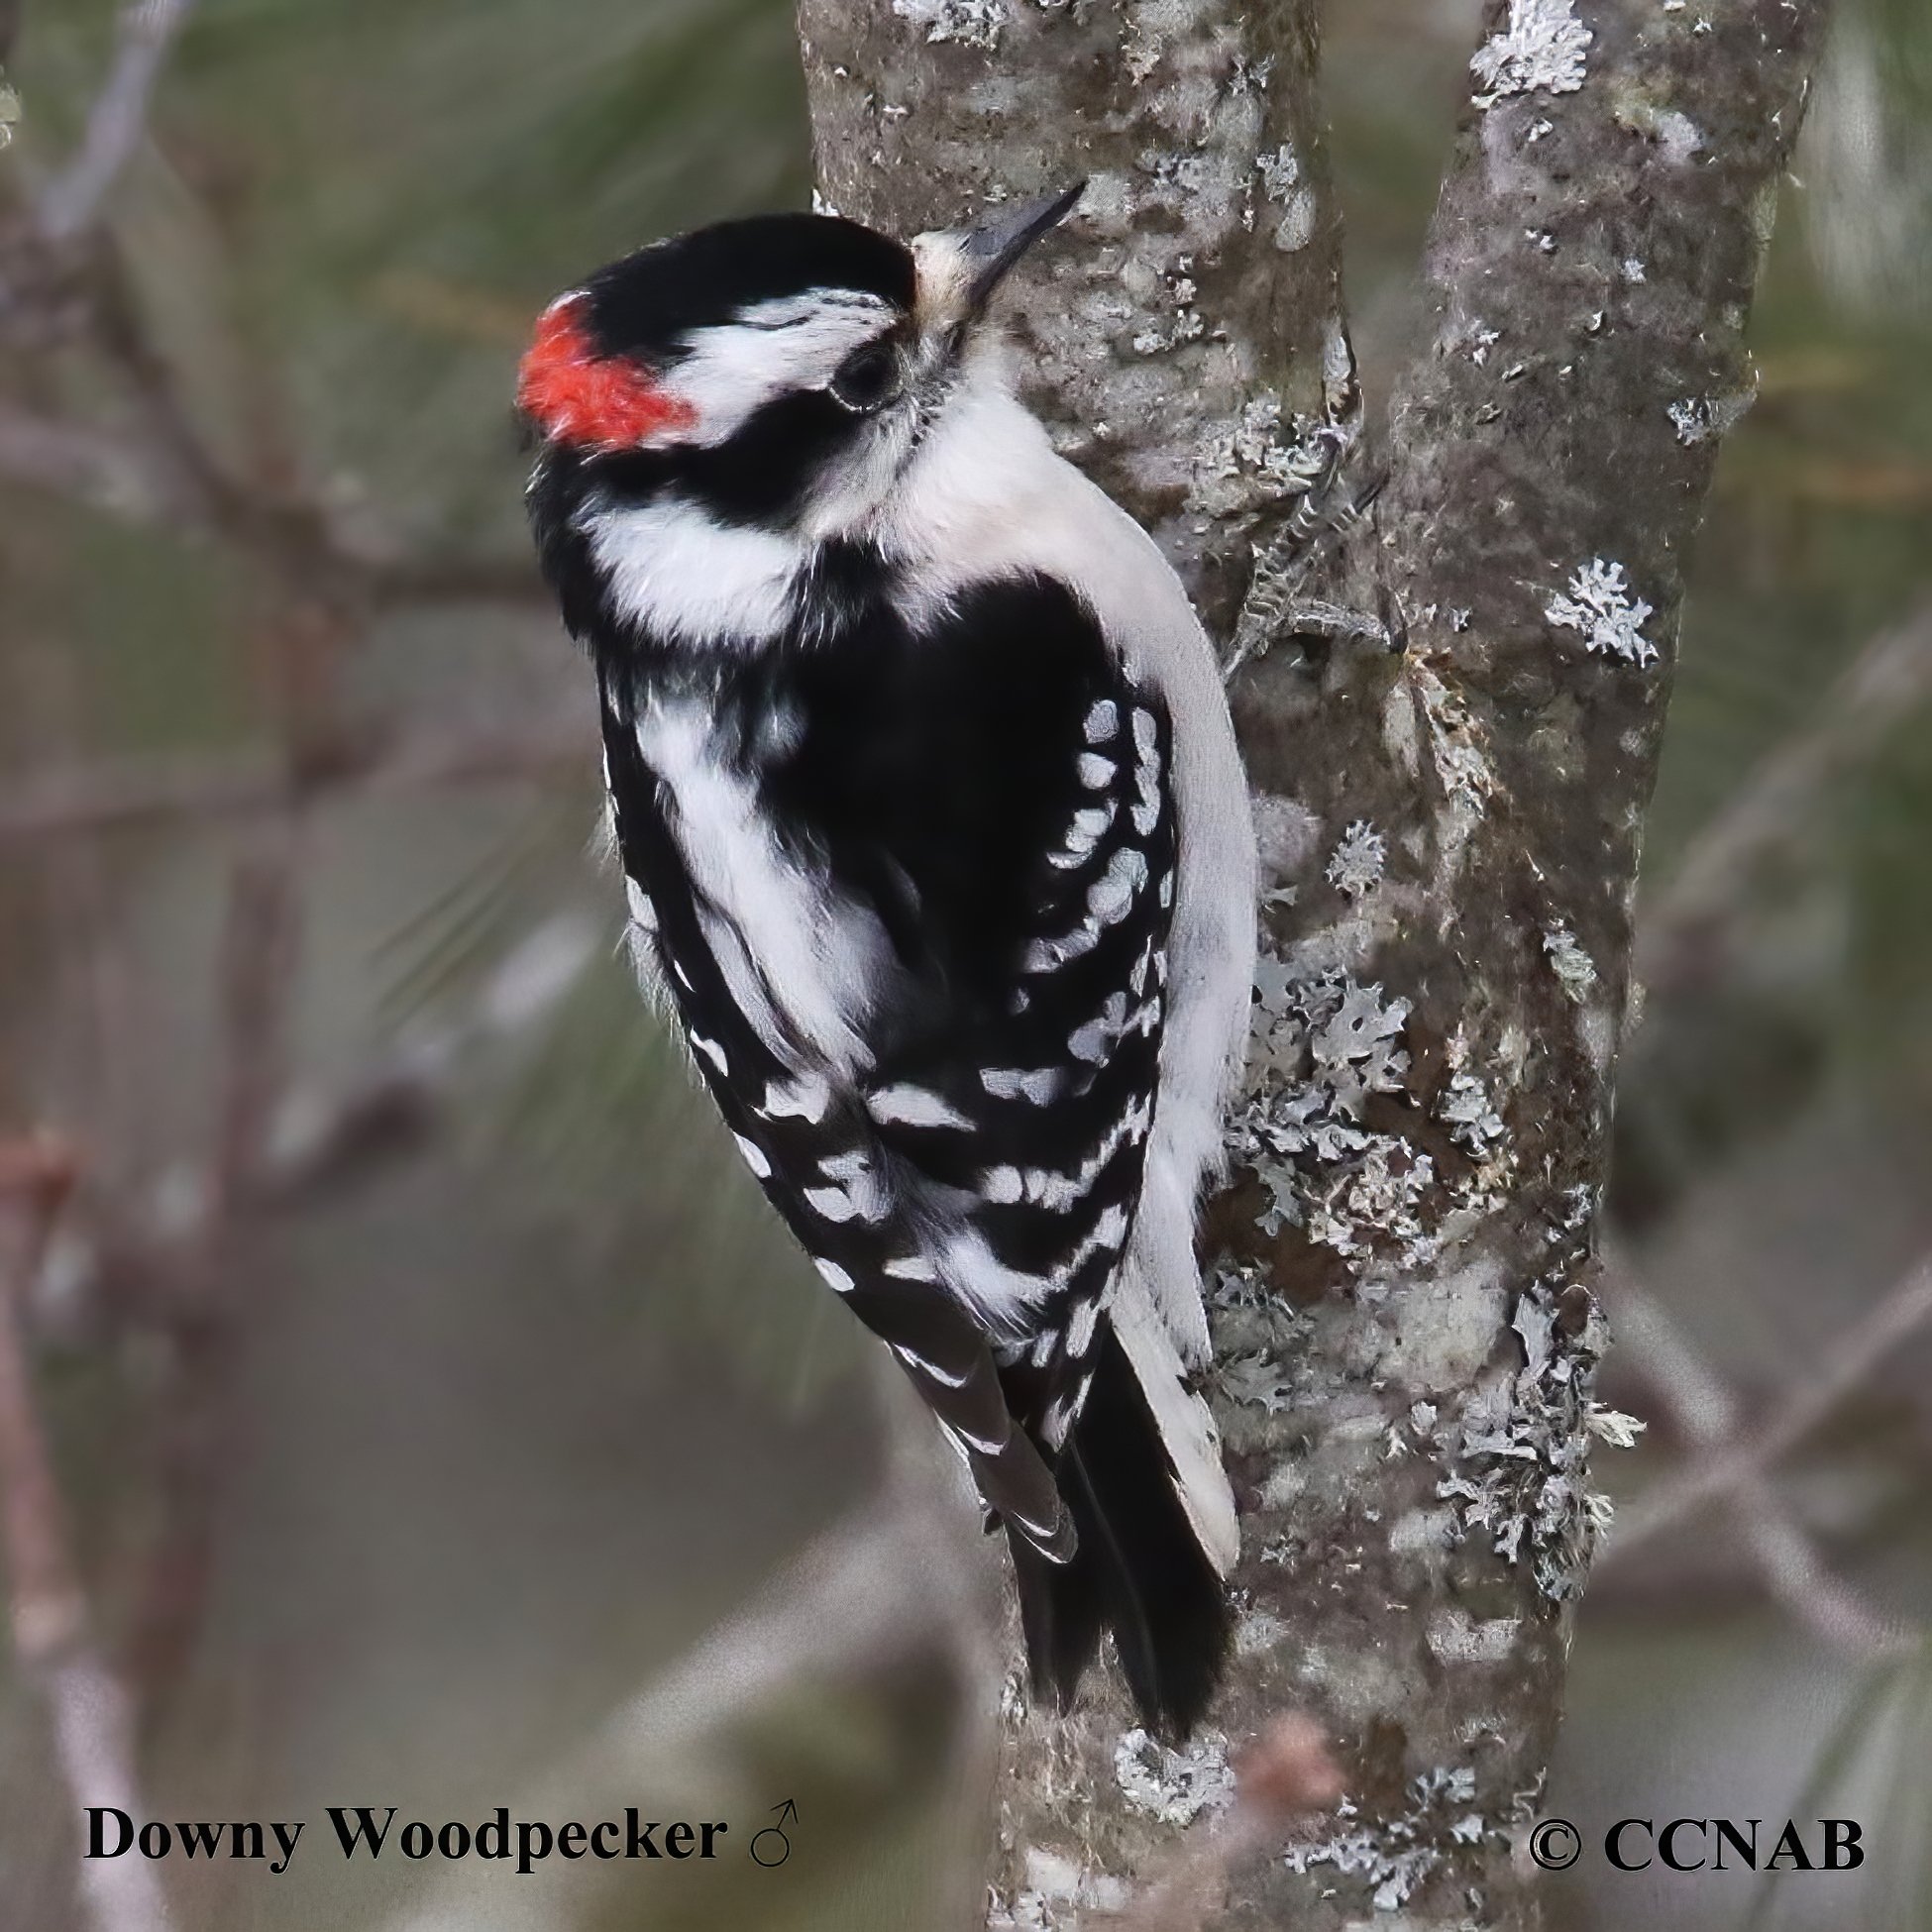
left=797, top=2, right=1833, bottom=1926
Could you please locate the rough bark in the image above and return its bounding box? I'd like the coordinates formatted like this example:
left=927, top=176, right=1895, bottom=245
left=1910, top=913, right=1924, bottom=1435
left=797, top=3, right=1830, bottom=1927
left=799, top=0, right=1349, bottom=640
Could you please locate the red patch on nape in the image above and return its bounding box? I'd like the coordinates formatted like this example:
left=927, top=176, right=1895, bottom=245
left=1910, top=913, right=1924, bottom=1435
left=515, top=294, right=698, bottom=451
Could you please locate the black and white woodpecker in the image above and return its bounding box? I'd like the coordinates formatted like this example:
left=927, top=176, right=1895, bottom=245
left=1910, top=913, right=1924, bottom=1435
left=518, top=188, right=1255, bottom=1740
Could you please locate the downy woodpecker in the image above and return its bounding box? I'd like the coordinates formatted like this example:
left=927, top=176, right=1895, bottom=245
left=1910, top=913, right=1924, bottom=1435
left=518, top=188, right=1255, bottom=1739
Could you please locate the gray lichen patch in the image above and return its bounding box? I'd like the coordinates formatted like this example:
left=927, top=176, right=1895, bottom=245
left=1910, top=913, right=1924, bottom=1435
left=1193, top=391, right=1342, bottom=515
left=1430, top=1280, right=1620, bottom=1602
left=892, top=0, right=1009, bottom=51
left=1254, top=140, right=1320, bottom=251
left=1405, top=661, right=1497, bottom=894
left=1470, top=0, right=1592, bottom=107
left=1113, top=1726, right=1235, bottom=1825
left=1283, top=1765, right=1490, bottom=1913
left=1251, top=790, right=1325, bottom=888
left=1545, top=558, right=1660, bottom=667
left=1667, top=380, right=1756, bottom=444
left=1426, top=1607, right=1523, bottom=1665
left=1436, top=1036, right=1508, bottom=1157
left=1372, top=1251, right=1511, bottom=1393
left=1235, top=958, right=1425, bottom=1258
left=1326, top=819, right=1389, bottom=900
left=1541, top=921, right=1598, bottom=1002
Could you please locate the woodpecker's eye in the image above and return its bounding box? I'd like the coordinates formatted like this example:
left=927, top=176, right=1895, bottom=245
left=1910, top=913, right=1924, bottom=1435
left=828, top=338, right=905, bottom=414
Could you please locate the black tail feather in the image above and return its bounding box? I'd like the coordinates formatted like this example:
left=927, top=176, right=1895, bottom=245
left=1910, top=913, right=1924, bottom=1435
left=1008, top=1330, right=1231, bottom=1741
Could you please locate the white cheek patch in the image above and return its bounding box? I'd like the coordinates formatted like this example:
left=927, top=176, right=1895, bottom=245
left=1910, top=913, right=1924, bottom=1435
left=580, top=493, right=806, bottom=646
left=662, top=289, right=897, bottom=447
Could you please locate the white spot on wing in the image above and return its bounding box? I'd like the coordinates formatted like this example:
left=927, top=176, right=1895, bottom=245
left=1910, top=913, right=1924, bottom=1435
left=804, top=1185, right=858, bottom=1223
left=815, top=1149, right=890, bottom=1221
left=1023, top=921, right=1102, bottom=973
left=1088, top=846, right=1149, bottom=925
left=869, top=1083, right=972, bottom=1129
left=981, top=1067, right=1065, bottom=1105
left=762, top=1074, right=831, bottom=1123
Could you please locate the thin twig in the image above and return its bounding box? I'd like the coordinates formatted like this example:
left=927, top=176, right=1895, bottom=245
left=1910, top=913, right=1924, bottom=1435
left=0, top=1135, right=176, bottom=1932
left=1612, top=1251, right=1932, bottom=1557
left=38, top=0, right=198, bottom=243
left=128, top=583, right=325, bottom=1699
left=208, top=825, right=306, bottom=1214
left=1601, top=1258, right=1915, bottom=1658
left=54, top=913, right=603, bottom=1324
left=123, top=821, right=308, bottom=1696
left=17, top=642, right=148, bottom=1183
left=1639, top=601, right=1932, bottom=996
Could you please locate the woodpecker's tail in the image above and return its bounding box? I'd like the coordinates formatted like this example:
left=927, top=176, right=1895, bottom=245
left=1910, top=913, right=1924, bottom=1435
left=1009, top=1313, right=1236, bottom=1741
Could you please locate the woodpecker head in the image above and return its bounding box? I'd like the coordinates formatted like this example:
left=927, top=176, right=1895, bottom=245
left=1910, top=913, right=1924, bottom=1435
left=518, top=188, right=1082, bottom=550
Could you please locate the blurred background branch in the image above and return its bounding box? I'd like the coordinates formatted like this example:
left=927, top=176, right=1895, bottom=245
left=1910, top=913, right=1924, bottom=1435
left=1600, top=1256, right=1917, bottom=1661
left=37, top=0, right=197, bottom=243
left=0, top=1136, right=174, bottom=1932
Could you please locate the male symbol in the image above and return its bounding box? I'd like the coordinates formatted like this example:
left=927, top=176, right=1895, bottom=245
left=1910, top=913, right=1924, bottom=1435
left=751, top=1799, right=797, bottom=1869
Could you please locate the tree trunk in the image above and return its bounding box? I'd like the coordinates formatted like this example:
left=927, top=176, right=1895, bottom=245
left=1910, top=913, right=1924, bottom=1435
left=796, top=2, right=1832, bottom=1926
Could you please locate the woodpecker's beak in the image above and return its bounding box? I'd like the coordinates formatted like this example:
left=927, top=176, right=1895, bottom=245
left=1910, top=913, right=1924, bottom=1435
left=956, top=183, right=1085, bottom=310
left=916, top=183, right=1085, bottom=331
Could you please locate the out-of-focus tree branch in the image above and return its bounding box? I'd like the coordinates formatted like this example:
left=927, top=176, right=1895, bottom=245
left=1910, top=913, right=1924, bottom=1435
left=1601, top=1254, right=1915, bottom=1658
left=0, top=402, right=183, bottom=519
left=0, top=394, right=548, bottom=610
left=2, top=0, right=563, bottom=1725
left=1638, top=599, right=1932, bottom=999
left=0, top=713, right=593, bottom=845
left=45, top=912, right=601, bottom=1324
left=37, top=0, right=198, bottom=243
left=376, top=1365, right=1001, bottom=1932
left=0, top=1135, right=175, bottom=1932
left=1613, top=1249, right=1932, bottom=1559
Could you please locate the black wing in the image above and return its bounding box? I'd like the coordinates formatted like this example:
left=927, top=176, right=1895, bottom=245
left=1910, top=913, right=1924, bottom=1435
left=596, top=570, right=1176, bottom=1555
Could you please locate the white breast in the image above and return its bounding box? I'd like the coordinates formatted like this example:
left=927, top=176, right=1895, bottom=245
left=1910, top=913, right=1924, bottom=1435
left=876, top=378, right=1258, bottom=1366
